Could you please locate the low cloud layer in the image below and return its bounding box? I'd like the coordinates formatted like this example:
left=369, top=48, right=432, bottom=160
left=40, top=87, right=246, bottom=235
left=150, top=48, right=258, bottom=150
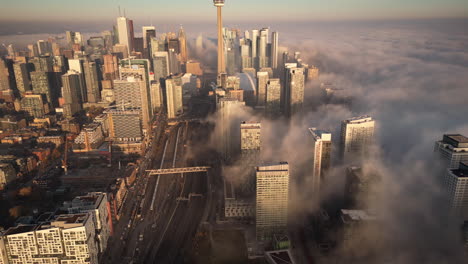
left=202, top=20, right=468, bottom=263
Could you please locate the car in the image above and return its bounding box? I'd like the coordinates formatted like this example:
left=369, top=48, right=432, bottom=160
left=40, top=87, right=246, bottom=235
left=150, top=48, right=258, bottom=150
left=152, top=223, right=157, bottom=229
left=139, top=234, right=144, bottom=241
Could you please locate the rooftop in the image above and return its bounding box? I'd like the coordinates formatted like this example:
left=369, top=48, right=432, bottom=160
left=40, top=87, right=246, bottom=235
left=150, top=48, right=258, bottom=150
left=265, top=250, right=296, bottom=264
left=4, top=225, right=37, bottom=236
left=451, top=162, right=468, bottom=178
left=344, top=115, right=373, bottom=124
left=442, top=134, right=468, bottom=148
left=341, top=209, right=377, bottom=223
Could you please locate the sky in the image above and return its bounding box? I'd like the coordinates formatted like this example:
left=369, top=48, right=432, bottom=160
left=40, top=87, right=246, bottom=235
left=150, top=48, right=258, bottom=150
left=0, top=0, right=467, bottom=23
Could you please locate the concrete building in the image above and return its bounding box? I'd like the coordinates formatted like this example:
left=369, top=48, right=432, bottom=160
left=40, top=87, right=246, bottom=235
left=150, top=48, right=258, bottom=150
left=265, top=79, right=281, bottom=117
left=106, top=108, right=142, bottom=142
left=0, top=213, right=98, bottom=264
left=165, top=76, right=184, bottom=119
left=340, top=116, right=375, bottom=162
left=74, top=123, right=105, bottom=151
left=257, top=72, right=269, bottom=106
left=241, top=122, right=261, bottom=152
left=13, top=62, right=31, bottom=94
left=271, top=32, right=279, bottom=71
left=102, top=54, right=119, bottom=81
left=0, top=163, right=16, bottom=190
left=61, top=192, right=112, bottom=254
left=186, top=61, right=203, bottom=76
left=117, top=16, right=132, bottom=52
left=444, top=163, right=468, bottom=220
left=435, top=134, right=468, bottom=169
left=30, top=71, right=53, bottom=104
left=114, top=77, right=151, bottom=131
left=150, top=81, right=163, bottom=113
left=153, top=51, right=170, bottom=81
left=256, top=162, right=289, bottom=241
left=83, top=61, right=101, bottom=103
left=283, top=65, right=305, bottom=117
left=217, top=98, right=246, bottom=161
left=61, top=71, right=84, bottom=118
left=20, top=94, right=49, bottom=118
left=309, top=128, right=332, bottom=199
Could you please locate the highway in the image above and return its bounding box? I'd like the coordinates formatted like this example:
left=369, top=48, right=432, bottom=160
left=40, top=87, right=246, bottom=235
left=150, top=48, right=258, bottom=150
left=102, top=119, right=210, bottom=264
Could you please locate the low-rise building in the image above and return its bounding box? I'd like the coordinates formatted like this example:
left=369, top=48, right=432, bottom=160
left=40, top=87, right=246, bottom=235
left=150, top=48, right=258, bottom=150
left=74, top=123, right=104, bottom=151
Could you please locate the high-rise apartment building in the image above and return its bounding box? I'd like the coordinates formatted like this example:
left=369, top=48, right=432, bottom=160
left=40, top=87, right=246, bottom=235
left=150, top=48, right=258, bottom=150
left=103, top=54, right=119, bottom=81
left=0, top=213, right=99, bottom=264
left=13, top=62, right=32, bottom=94
left=309, top=128, right=332, bottom=199
left=142, top=26, right=156, bottom=50
left=241, top=122, right=261, bottom=153
left=271, top=32, right=279, bottom=71
left=435, top=134, right=468, bottom=169
left=256, top=162, right=289, bottom=241
left=61, top=71, right=84, bottom=118
left=165, top=76, right=184, bottom=119
left=444, top=162, right=468, bottom=220
left=340, top=116, right=375, bottom=161
left=30, top=71, right=54, bottom=105
left=265, top=79, right=281, bottom=116
left=83, top=61, right=101, bottom=103
left=150, top=81, right=163, bottom=113
left=107, top=108, right=143, bottom=141
left=0, top=58, right=15, bottom=92
left=20, top=94, right=49, bottom=118
left=257, top=71, right=269, bottom=106
left=61, top=192, right=111, bottom=253
left=153, top=51, right=170, bottom=81
left=283, top=65, right=305, bottom=117
left=217, top=98, right=246, bottom=161
left=179, top=26, right=188, bottom=63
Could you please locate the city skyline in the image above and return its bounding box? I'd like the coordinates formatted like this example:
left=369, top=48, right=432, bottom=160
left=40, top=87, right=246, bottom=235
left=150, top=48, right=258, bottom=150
left=1, top=0, right=467, bottom=23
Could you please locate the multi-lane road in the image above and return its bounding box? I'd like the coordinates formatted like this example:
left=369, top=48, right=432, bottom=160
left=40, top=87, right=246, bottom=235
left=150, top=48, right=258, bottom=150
left=102, top=119, right=210, bottom=264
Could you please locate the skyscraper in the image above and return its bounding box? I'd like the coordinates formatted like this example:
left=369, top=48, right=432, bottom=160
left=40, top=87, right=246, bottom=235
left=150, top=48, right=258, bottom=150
left=256, top=162, right=289, bottom=241
left=340, top=116, right=375, bottom=161
left=271, top=32, right=279, bottom=71
left=217, top=98, right=245, bottom=161
left=258, top=28, right=269, bottom=69
left=31, top=71, right=53, bottom=104
left=435, top=134, right=468, bottom=169
left=283, top=65, right=305, bottom=117
left=13, top=62, right=32, bottom=94
left=117, top=16, right=132, bottom=53
left=309, top=128, right=332, bottom=199
left=142, top=26, right=156, bottom=50
left=83, top=61, right=101, bottom=103
left=153, top=51, right=170, bottom=81
left=179, top=26, right=188, bottom=63
left=444, top=162, right=468, bottom=220
left=20, top=94, right=50, bottom=118
left=61, top=71, right=84, bottom=117
left=165, top=75, right=184, bottom=119
left=265, top=79, right=281, bottom=116
left=0, top=58, right=16, bottom=91
left=257, top=71, right=269, bottom=106
left=214, top=0, right=226, bottom=74
left=103, top=54, right=119, bottom=80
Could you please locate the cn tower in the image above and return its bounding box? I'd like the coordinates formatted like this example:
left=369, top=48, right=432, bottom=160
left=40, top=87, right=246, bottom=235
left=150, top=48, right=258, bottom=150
left=214, top=0, right=226, bottom=74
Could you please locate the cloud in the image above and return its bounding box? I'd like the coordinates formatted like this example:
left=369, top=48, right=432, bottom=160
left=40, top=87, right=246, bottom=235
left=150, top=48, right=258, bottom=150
left=206, top=20, right=468, bottom=262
